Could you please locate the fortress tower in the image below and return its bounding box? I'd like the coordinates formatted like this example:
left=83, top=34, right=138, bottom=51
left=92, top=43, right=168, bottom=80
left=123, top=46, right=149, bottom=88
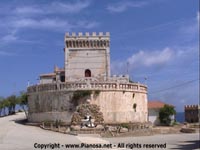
left=64, top=32, right=110, bottom=82
left=27, top=32, right=148, bottom=125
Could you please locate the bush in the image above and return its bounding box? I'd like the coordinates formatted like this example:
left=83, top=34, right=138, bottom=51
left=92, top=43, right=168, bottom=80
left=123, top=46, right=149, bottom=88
left=71, top=90, right=92, bottom=106
left=159, top=105, right=176, bottom=126
left=120, top=123, right=130, bottom=129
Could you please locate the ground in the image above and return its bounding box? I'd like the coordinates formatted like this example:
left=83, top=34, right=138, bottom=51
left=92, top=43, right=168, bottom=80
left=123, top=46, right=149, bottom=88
left=0, top=113, right=199, bottom=150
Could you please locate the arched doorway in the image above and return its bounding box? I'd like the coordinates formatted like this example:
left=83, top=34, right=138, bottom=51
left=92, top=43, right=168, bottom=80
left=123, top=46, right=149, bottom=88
left=85, top=69, right=91, bottom=77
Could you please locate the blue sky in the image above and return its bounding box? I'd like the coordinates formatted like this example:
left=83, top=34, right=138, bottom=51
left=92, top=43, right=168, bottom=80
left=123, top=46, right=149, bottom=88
left=0, top=0, right=199, bottom=112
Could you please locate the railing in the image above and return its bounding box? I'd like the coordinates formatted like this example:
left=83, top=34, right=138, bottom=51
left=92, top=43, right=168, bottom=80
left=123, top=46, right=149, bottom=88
left=27, top=82, right=147, bottom=93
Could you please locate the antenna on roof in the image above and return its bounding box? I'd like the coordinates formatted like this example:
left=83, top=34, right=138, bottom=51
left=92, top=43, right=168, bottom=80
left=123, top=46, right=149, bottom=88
left=144, top=76, right=148, bottom=85
left=126, top=61, right=129, bottom=75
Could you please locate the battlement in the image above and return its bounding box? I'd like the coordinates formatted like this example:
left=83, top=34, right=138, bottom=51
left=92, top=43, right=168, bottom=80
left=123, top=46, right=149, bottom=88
left=64, top=32, right=110, bottom=48
left=185, top=105, right=200, bottom=110
left=65, top=32, right=110, bottom=38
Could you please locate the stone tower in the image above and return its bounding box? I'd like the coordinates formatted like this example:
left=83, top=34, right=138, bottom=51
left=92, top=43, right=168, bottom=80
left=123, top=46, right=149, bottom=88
left=28, top=32, right=148, bottom=124
left=64, top=32, right=110, bottom=82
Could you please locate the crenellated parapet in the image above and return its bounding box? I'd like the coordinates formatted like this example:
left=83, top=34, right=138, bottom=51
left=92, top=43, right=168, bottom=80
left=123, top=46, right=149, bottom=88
left=65, top=32, right=110, bottom=48
left=185, top=105, right=200, bottom=110
left=65, top=32, right=110, bottom=37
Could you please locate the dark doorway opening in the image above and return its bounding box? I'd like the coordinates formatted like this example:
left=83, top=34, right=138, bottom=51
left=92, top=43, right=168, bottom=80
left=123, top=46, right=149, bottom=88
left=85, top=69, right=91, bottom=77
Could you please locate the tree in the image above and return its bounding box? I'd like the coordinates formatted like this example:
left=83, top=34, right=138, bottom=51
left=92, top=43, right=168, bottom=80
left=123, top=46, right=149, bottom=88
left=2, top=99, right=10, bottom=116
left=18, top=92, right=28, bottom=118
left=0, top=97, right=4, bottom=116
left=7, top=95, right=17, bottom=115
left=159, top=105, right=176, bottom=125
left=0, top=101, right=3, bottom=116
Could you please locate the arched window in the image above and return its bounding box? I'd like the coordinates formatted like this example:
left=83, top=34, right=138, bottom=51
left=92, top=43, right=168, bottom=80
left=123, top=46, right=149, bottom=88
left=103, top=40, right=106, bottom=47
left=83, top=41, right=85, bottom=47
left=97, top=40, right=100, bottom=47
left=79, top=41, right=82, bottom=47
left=85, top=69, right=91, bottom=77
left=90, top=41, right=93, bottom=47
left=66, top=41, right=69, bottom=47
left=69, top=41, right=72, bottom=47
left=100, top=40, right=103, bottom=47
left=73, top=41, right=76, bottom=47
left=86, top=41, right=89, bottom=47
left=94, top=40, right=97, bottom=47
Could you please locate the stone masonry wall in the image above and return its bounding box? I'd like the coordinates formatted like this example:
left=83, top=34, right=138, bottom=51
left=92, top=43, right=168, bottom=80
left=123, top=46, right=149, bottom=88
left=91, top=91, right=148, bottom=123
left=28, top=90, right=147, bottom=124
left=28, top=91, right=74, bottom=123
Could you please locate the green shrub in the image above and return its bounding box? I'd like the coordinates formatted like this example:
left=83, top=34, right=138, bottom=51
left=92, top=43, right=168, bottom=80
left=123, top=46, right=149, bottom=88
left=72, top=90, right=92, bottom=100
left=71, top=90, right=92, bottom=106
left=94, top=90, right=100, bottom=96
left=159, top=105, right=176, bottom=126
left=120, top=123, right=130, bottom=129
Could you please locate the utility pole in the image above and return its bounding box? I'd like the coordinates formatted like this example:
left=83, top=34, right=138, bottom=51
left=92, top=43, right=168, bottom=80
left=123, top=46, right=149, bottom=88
left=144, top=77, right=148, bottom=85
left=126, top=62, right=129, bottom=75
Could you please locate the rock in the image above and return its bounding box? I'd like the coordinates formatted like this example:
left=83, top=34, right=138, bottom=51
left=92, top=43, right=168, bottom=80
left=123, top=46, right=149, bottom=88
left=81, top=126, right=88, bottom=130
left=71, top=103, right=104, bottom=125
left=71, top=125, right=81, bottom=131
left=120, top=127, right=128, bottom=133
left=180, top=127, right=196, bottom=133
left=95, top=125, right=104, bottom=129
left=65, top=127, right=70, bottom=133
left=108, top=126, right=117, bottom=132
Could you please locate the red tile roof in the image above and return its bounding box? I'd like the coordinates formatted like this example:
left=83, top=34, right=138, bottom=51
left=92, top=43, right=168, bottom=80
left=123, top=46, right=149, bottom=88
left=148, top=101, right=173, bottom=109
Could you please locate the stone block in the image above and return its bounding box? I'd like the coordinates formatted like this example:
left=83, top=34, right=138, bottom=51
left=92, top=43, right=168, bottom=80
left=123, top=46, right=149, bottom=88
left=85, top=32, right=90, bottom=36
left=120, top=127, right=128, bottom=133
left=95, top=125, right=104, bottom=130
left=72, top=32, right=76, bottom=36
left=92, top=32, right=96, bottom=36
left=99, top=32, right=103, bottom=36
left=78, top=32, right=83, bottom=36
left=106, top=32, right=110, bottom=36
left=71, top=125, right=81, bottom=131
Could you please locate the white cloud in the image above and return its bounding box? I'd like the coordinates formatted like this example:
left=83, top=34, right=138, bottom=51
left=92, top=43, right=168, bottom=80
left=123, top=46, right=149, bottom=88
left=0, top=1, right=96, bottom=32
left=10, top=18, right=98, bottom=31
left=0, top=1, right=97, bottom=47
left=177, top=13, right=199, bottom=43
left=76, top=21, right=99, bottom=29
left=128, top=47, right=173, bottom=67
left=111, top=47, right=174, bottom=75
left=107, top=1, right=148, bottom=13
left=15, top=6, right=43, bottom=14
left=2, top=34, right=17, bottom=42
left=197, top=11, right=199, bottom=23
left=0, top=51, right=15, bottom=56
left=13, top=18, right=72, bottom=29
left=51, top=1, right=90, bottom=14
left=14, top=1, right=90, bottom=15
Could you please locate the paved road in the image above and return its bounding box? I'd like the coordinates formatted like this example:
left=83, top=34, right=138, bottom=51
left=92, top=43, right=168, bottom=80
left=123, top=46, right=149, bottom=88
left=0, top=113, right=199, bottom=150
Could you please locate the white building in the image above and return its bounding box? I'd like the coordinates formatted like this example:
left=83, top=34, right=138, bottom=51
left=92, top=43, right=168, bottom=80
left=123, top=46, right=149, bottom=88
left=148, top=101, right=174, bottom=125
